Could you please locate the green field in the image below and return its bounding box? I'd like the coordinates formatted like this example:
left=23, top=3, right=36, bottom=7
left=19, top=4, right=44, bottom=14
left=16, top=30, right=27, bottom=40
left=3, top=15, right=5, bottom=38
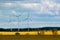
left=0, top=35, right=60, bottom=40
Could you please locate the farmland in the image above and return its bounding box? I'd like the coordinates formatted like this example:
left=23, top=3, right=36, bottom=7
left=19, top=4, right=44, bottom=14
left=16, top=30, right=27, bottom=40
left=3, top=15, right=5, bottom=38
left=0, top=35, right=60, bottom=40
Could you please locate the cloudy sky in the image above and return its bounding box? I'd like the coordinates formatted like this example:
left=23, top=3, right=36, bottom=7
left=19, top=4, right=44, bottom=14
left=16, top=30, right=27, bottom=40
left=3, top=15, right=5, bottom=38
left=0, top=0, right=60, bottom=29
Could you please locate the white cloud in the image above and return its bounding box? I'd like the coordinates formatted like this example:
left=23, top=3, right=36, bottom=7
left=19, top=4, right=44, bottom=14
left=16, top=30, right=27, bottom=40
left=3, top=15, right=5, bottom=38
left=11, top=10, right=24, bottom=16
left=4, top=3, right=13, bottom=7
left=0, top=22, right=60, bottom=28
left=12, top=10, right=17, bottom=15
left=37, top=7, right=54, bottom=15
left=1, top=0, right=60, bottom=16
left=57, top=4, right=60, bottom=7
left=56, top=4, right=60, bottom=10
left=2, top=1, right=57, bottom=15
left=41, top=0, right=55, bottom=8
left=36, top=0, right=60, bottom=15
left=19, top=3, right=40, bottom=8
left=17, top=0, right=56, bottom=15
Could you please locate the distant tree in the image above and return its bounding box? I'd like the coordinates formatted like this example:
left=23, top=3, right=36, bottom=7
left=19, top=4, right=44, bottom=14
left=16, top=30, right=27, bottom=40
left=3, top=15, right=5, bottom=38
left=51, top=27, right=57, bottom=35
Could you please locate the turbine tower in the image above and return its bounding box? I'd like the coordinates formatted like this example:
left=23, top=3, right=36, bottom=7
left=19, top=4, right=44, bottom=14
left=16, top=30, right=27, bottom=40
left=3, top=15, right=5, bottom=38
left=24, top=12, right=32, bottom=31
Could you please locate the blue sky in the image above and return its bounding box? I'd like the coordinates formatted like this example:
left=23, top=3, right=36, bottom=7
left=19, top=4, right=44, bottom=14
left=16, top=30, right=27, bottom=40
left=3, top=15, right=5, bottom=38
left=0, top=0, right=60, bottom=29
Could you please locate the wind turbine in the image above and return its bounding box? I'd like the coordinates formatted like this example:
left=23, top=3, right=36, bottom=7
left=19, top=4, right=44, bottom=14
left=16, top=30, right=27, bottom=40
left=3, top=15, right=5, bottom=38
left=24, top=12, right=32, bottom=32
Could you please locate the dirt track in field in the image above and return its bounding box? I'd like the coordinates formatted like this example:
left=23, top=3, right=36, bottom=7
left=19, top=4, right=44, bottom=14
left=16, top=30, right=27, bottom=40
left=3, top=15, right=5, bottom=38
left=0, top=35, right=60, bottom=40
